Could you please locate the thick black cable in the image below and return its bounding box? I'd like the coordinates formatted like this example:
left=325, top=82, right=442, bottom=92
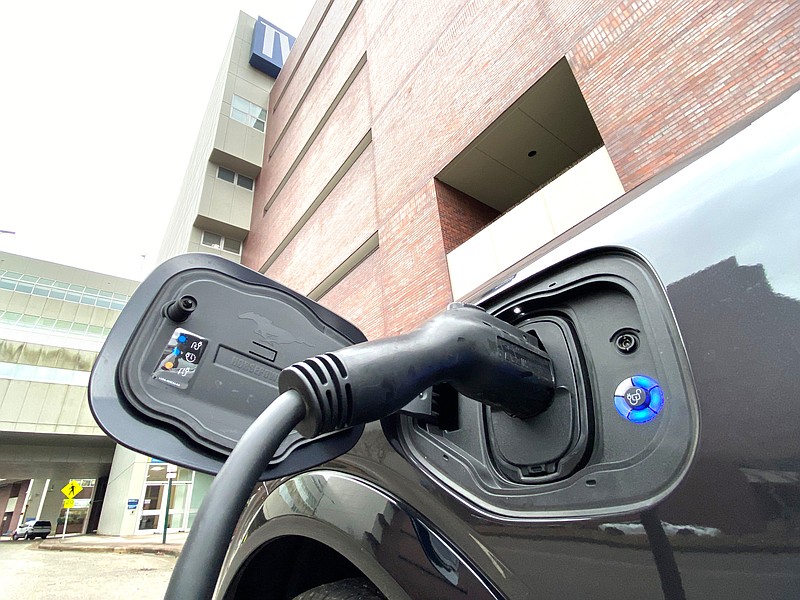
left=165, top=389, right=307, bottom=600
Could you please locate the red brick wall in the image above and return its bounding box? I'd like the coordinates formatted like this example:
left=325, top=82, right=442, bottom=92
left=569, top=0, right=800, bottom=189
left=435, top=180, right=500, bottom=253
left=245, top=0, right=800, bottom=336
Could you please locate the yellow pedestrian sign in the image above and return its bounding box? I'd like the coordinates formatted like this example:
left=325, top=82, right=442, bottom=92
left=61, top=480, right=83, bottom=499
left=63, top=499, right=75, bottom=509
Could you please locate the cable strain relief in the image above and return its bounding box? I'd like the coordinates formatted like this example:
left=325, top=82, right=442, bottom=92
left=278, top=357, right=347, bottom=438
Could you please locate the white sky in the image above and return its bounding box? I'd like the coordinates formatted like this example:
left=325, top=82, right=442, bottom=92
left=0, top=1, right=315, bottom=281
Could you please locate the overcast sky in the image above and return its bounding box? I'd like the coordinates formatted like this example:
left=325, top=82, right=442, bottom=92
left=0, top=1, right=315, bottom=281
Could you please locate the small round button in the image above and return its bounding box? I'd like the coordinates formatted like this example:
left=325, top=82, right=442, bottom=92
left=614, top=376, right=664, bottom=423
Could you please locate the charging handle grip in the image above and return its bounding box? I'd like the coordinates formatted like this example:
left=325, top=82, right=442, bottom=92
left=279, top=304, right=555, bottom=438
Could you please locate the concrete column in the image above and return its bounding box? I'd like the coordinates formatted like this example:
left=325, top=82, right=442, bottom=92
left=97, top=445, right=150, bottom=536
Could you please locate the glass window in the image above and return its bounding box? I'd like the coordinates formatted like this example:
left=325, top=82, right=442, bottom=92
left=54, top=320, right=71, bottom=331
left=68, top=284, right=85, bottom=292
left=236, top=175, right=254, bottom=190
left=1, top=312, right=21, bottom=323
left=65, top=292, right=81, bottom=303
left=201, top=231, right=222, bottom=249
left=223, top=238, right=241, bottom=254
left=0, top=280, right=15, bottom=290
left=21, top=275, right=38, bottom=283
left=79, top=295, right=96, bottom=306
left=4, top=272, right=22, bottom=280
left=217, top=166, right=236, bottom=183
left=95, top=298, right=111, bottom=308
left=20, top=315, right=38, bottom=326
left=38, top=278, right=54, bottom=286
left=16, top=283, right=33, bottom=294
left=50, top=289, right=65, bottom=300
left=110, top=301, right=126, bottom=311
left=99, top=290, right=113, bottom=298
left=32, top=286, right=50, bottom=297
left=112, top=293, right=127, bottom=300
left=88, top=325, right=103, bottom=335
left=84, top=287, right=99, bottom=296
left=53, top=281, right=70, bottom=289
left=231, top=95, right=266, bottom=131
left=39, top=318, right=56, bottom=328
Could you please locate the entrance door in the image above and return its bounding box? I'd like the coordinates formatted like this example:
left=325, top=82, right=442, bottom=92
left=137, top=462, right=194, bottom=533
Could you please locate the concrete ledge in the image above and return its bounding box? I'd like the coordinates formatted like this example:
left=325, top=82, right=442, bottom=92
left=37, top=533, right=185, bottom=557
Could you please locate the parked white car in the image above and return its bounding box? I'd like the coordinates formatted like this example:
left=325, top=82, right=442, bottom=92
left=12, top=519, right=51, bottom=540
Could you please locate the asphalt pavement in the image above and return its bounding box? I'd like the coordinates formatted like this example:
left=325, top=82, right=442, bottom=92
left=0, top=535, right=178, bottom=599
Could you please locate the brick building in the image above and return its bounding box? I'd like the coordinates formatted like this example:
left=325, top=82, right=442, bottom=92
left=241, top=0, right=799, bottom=339
left=242, top=0, right=800, bottom=338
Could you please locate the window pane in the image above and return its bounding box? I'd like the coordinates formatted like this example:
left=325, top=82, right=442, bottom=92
left=88, top=325, right=103, bottom=335
left=201, top=231, right=222, bottom=248
left=0, top=280, right=15, bottom=290
left=96, top=298, right=111, bottom=308
left=65, top=292, right=81, bottom=303
left=40, top=318, right=56, bottom=328
left=55, top=320, right=71, bottom=331
left=32, top=286, right=50, bottom=297
left=223, top=238, right=241, bottom=254
left=254, top=119, right=265, bottom=132
left=99, top=290, right=113, bottom=298
left=69, top=284, right=85, bottom=292
left=217, top=167, right=235, bottom=183
left=111, top=301, right=126, bottom=311
left=20, top=315, right=38, bottom=326
left=232, top=95, right=249, bottom=111
left=231, top=108, right=247, bottom=124
left=21, top=275, right=38, bottom=283
left=16, top=283, right=33, bottom=294
left=1, top=312, right=21, bottom=322
left=84, top=287, right=99, bottom=296
left=71, top=323, right=88, bottom=333
left=4, top=272, right=22, bottom=280
left=38, top=278, right=54, bottom=286
left=53, top=281, right=70, bottom=289
left=236, top=175, right=253, bottom=190
left=80, top=296, right=96, bottom=306
left=112, top=292, right=126, bottom=300
left=50, top=289, right=65, bottom=300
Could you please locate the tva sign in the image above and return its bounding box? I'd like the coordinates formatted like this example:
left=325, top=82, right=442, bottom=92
left=250, top=18, right=296, bottom=78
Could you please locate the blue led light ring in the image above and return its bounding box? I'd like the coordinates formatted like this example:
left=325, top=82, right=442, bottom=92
left=613, top=375, right=665, bottom=423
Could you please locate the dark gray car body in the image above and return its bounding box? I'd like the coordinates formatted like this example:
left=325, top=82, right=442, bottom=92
left=217, top=91, right=800, bottom=599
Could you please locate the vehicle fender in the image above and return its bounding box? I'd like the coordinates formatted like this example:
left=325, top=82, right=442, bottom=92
left=217, top=470, right=501, bottom=600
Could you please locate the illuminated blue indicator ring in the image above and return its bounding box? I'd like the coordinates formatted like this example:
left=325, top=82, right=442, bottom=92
left=614, top=375, right=664, bottom=423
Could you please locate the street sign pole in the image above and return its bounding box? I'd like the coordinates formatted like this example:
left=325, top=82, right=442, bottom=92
left=62, top=508, right=69, bottom=539
left=162, top=475, right=173, bottom=544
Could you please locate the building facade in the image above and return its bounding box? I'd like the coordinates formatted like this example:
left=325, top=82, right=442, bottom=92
left=0, top=251, right=137, bottom=535
left=242, top=0, right=799, bottom=339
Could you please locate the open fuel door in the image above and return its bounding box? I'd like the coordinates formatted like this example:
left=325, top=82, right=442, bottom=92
left=89, top=253, right=366, bottom=480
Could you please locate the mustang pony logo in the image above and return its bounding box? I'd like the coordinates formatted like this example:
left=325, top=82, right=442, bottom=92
left=239, top=312, right=314, bottom=347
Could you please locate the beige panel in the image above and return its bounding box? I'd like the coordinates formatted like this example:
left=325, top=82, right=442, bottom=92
left=60, top=386, right=85, bottom=428
left=57, top=303, right=78, bottom=322
left=16, top=382, right=48, bottom=424
left=225, top=119, right=249, bottom=158
left=41, top=299, right=62, bottom=319
left=38, top=384, right=67, bottom=426
left=231, top=187, right=253, bottom=229
left=74, top=304, right=93, bottom=323
left=0, top=290, right=11, bottom=312
left=244, top=129, right=266, bottom=167
left=7, top=294, right=28, bottom=313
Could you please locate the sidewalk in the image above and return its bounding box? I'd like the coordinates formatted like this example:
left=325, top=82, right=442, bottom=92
left=37, top=531, right=187, bottom=557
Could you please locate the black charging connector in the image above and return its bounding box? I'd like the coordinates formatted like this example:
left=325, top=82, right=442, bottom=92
left=280, top=303, right=556, bottom=438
